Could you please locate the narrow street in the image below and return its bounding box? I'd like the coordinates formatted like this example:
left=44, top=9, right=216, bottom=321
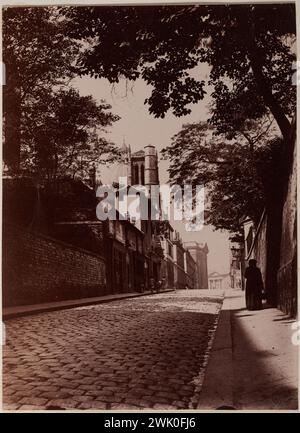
left=3, top=290, right=223, bottom=411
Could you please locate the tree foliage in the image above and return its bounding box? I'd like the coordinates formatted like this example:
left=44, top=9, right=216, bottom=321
left=4, top=5, right=296, bottom=235
left=21, top=87, right=120, bottom=183
left=62, top=3, right=296, bottom=234
left=63, top=4, right=296, bottom=139
left=162, top=122, right=283, bottom=234
left=3, top=6, right=120, bottom=177
left=3, top=7, right=78, bottom=170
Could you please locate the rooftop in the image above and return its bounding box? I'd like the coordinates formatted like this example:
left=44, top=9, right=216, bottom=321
left=184, top=241, right=209, bottom=253
left=131, top=150, right=145, bottom=158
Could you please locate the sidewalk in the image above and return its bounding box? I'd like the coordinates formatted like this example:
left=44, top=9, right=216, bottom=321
left=2, top=289, right=174, bottom=320
left=197, top=289, right=298, bottom=411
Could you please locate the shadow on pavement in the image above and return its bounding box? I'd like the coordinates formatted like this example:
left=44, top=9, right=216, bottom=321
left=230, top=303, right=298, bottom=410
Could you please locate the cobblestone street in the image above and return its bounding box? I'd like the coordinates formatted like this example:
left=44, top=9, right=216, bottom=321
left=3, top=290, right=223, bottom=411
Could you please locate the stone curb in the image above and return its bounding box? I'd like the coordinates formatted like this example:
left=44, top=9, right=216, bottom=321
left=197, top=294, right=235, bottom=410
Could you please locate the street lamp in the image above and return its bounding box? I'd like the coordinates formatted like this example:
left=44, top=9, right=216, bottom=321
left=230, top=245, right=243, bottom=290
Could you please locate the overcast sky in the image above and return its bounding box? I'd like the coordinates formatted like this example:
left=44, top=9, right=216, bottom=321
left=73, top=71, right=230, bottom=274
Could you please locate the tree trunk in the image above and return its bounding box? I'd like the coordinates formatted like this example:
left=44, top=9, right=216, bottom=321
left=243, top=5, right=292, bottom=142
left=248, top=51, right=291, bottom=141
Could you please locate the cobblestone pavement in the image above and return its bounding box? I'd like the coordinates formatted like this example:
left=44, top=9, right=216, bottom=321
left=3, top=290, right=223, bottom=411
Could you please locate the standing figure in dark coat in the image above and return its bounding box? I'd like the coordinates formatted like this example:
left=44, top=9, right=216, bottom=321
left=244, top=259, right=264, bottom=310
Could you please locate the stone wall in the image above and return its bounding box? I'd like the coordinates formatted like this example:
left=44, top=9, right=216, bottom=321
left=277, top=123, right=297, bottom=316
left=247, top=121, right=297, bottom=316
left=2, top=225, right=107, bottom=307
left=173, top=242, right=186, bottom=289
left=249, top=211, right=268, bottom=290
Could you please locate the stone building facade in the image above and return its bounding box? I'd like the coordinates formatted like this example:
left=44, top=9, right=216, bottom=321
left=161, top=222, right=175, bottom=290
left=127, top=144, right=163, bottom=290
left=125, top=144, right=209, bottom=292
left=184, top=249, right=196, bottom=289
left=173, top=232, right=187, bottom=290
left=184, top=241, right=209, bottom=290
left=208, top=271, right=230, bottom=290
left=105, top=217, right=145, bottom=294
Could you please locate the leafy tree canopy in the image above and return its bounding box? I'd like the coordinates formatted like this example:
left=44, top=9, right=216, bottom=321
left=21, top=87, right=120, bottom=183
left=3, top=6, right=78, bottom=170
left=63, top=4, right=296, bottom=139
left=162, top=122, right=283, bottom=234
left=62, top=3, right=295, bottom=235
left=3, top=7, right=78, bottom=99
left=3, top=6, right=120, bottom=178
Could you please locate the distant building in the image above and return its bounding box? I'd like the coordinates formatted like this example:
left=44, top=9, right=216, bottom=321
left=173, top=231, right=187, bottom=290
left=184, top=241, right=209, bottom=289
left=128, top=145, right=159, bottom=187
left=99, top=142, right=203, bottom=293
left=108, top=143, right=164, bottom=291
left=160, top=221, right=175, bottom=290
left=208, top=271, right=230, bottom=290
left=184, top=249, right=196, bottom=289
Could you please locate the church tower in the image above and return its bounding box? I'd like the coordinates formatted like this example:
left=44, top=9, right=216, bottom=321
left=126, top=144, right=132, bottom=185
left=126, top=144, right=159, bottom=188
left=144, top=145, right=159, bottom=187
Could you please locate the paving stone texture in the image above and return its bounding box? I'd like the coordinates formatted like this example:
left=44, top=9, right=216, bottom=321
left=2, top=290, right=223, bottom=411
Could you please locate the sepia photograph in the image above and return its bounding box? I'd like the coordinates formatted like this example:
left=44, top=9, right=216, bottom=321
left=1, top=0, right=299, bottom=415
